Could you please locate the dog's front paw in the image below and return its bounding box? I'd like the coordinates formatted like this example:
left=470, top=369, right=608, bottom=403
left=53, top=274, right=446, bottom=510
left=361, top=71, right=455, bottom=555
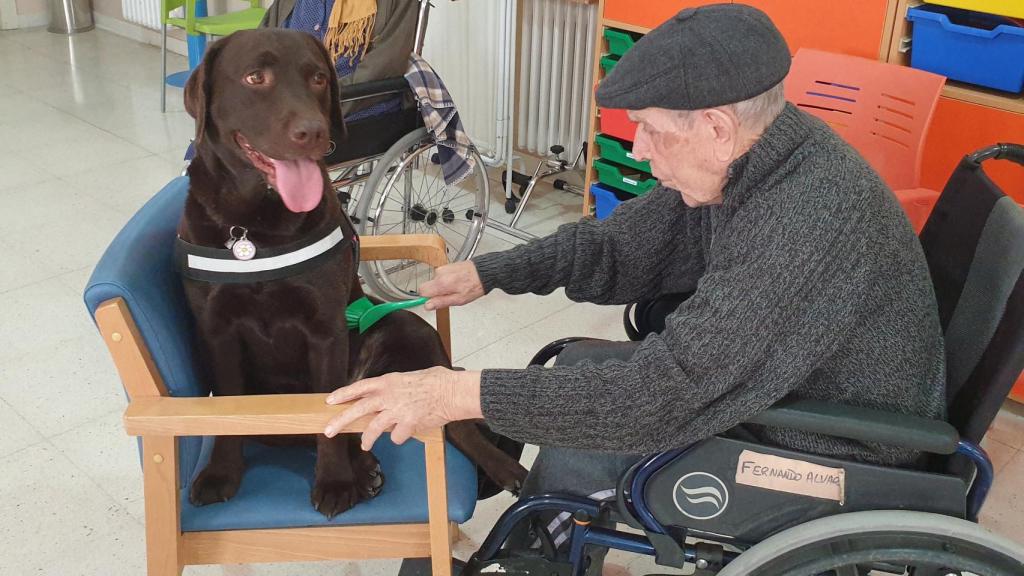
left=354, top=450, right=385, bottom=500
left=190, top=466, right=243, bottom=506
left=311, top=478, right=362, bottom=519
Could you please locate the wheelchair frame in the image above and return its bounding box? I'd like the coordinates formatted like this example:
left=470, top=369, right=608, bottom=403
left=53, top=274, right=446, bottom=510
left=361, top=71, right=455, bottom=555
left=462, top=281, right=1022, bottom=576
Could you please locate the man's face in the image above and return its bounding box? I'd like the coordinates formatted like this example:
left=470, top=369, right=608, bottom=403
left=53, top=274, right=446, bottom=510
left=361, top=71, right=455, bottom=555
left=628, top=108, right=726, bottom=207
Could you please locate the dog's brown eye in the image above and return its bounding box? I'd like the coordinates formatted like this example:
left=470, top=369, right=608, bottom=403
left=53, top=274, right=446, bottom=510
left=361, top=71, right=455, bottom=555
left=312, top=71, right=328, bottom=86
left=244, top=71, right=266, bottom=85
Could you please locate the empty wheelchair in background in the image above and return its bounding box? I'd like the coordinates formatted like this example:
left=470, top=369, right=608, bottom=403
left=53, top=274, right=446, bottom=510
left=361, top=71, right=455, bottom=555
left=322, top=0, right=489, bottom=302
left=326, top=75, right=490, bottom=301
left=463, top=144, right=1024, bottom=575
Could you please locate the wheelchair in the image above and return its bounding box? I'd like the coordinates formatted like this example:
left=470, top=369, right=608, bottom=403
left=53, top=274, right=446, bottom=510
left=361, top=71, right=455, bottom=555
left=327, top=76, right=490, bottom=301
left=462, top=144, right=1024, bottom=575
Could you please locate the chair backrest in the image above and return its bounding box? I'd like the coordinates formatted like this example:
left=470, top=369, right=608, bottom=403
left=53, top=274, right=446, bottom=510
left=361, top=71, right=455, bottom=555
left=83, top=177, right=205, bottom=482
left=918, top=144, right=1024, bottom=444
left=785, top=48, right=946, bottom=190
left=161, top=0, right=186, bottom=24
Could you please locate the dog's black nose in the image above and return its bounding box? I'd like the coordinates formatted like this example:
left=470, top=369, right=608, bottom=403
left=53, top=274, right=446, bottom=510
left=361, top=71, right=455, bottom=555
left=289, top=119, right=326, bottom=146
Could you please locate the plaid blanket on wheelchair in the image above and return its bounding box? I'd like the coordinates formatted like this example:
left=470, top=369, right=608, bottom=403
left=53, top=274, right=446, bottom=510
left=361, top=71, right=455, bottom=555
left=405, top=54, right=477, bottom=187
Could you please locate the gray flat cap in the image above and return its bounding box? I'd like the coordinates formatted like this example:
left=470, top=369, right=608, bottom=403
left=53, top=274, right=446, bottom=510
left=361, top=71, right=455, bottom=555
left=596, top=3, right=791, bottom=111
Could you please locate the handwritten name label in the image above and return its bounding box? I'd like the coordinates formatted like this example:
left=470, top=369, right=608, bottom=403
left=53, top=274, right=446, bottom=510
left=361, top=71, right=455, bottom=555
left=735, top=450, right=845, bottom=504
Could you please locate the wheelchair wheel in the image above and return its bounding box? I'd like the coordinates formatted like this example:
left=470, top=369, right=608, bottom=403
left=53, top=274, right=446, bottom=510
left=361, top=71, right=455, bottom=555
left=716, top=510, right=1024, bottom=576
left=355, top=127, right=489, bottom=301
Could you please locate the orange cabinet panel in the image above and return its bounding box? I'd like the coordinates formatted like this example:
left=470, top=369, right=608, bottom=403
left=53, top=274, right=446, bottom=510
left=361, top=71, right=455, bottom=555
left=744, top=0, right=891, bottom=59
left=921, top=98, right=1024, bottom=203
left=603, top=0, right=713, bottom=30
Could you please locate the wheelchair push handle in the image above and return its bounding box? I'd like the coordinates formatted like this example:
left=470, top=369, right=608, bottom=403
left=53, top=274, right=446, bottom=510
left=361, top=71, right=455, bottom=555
left=967, top=143, right=1024, bottom=167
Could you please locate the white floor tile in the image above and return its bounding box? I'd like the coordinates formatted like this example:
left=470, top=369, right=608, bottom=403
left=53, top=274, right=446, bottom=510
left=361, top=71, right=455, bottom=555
left=0, top=238, right=63, bottom=294
left=66, top=154, right=184, bottom=214
left=979, top=449, right=1024, bottom=546
left=0, top=149, right=59, bottom=192
left=0, top=178, right=102, bottom=236
left=0, top=442, right=145, bottom=575
left=457, top=299, right=627, bottom=370
left=0, top=333, right=124, bottom=436
left=448, top=289, right=575, bottom=363
left=988, top=405, right=1024, bottom=450
left=0, top=277, right=96, bottom=363
left=56, top=265, right=99, bottom=298
left=982, top=436, right=1019, bottom=475
left=0, top=90, right=63, bottom=128
left=185, top=559, right=400, bottom=575
left=50, top=410, right=145, bottom=523
left=4, top=199, right=133, bottom=275
left=0, top=398, right=45, bottom=458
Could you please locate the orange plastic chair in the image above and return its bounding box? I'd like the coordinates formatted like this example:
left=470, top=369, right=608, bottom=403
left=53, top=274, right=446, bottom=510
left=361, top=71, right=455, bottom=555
left=785, top=48, right=946, bottom=192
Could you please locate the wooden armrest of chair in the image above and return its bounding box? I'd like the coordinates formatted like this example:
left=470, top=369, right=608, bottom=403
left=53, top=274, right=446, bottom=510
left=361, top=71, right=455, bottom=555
left=359, top=234, right=448, bottom=268
left=123, top=394, right=442, bottom=442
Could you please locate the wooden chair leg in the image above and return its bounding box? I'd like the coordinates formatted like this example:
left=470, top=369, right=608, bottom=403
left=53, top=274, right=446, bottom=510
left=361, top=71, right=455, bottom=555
left=425, top=440, right=452, bottom=576
left=142, top=436, right=183, bottom=576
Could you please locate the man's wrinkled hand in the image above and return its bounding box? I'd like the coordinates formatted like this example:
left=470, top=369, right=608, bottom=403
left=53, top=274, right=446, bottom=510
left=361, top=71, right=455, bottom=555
left=419, top=261, right=485, bottom=311
left=324, top=367, right=483, bottom=450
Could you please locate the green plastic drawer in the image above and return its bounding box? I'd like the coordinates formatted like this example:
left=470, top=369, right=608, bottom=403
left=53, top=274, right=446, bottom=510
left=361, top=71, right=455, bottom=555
left=595, top=133, right=651, bottom=173
left=600, top=54, right=619, bottom=74
left=604, top=28, right=640, bottom=57
left=594, top=159, right=658, bottom=196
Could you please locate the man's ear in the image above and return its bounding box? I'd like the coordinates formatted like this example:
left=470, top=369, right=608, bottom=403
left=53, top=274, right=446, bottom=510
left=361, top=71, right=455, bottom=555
left=703, top=108, right=739, bottom=164
left=184, top=37, right=229, bottom=146
left=308, top=35, right=346, bottom=137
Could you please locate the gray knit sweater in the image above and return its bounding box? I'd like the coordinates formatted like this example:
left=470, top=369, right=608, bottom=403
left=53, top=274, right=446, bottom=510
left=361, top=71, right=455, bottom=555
left=474, top=104, right=946, bottom=466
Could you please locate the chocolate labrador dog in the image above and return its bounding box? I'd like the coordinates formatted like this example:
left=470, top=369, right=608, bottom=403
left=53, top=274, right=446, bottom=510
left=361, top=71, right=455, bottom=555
left=179, top=28, right=526, bottom=518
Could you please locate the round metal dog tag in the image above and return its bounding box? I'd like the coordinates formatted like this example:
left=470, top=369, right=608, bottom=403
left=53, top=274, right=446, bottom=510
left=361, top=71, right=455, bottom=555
left=232, top=237, right=256, bottom=261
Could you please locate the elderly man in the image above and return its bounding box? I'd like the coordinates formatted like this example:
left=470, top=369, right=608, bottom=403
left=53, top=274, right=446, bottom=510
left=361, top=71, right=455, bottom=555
left=324, top=1, right=946, bottom=557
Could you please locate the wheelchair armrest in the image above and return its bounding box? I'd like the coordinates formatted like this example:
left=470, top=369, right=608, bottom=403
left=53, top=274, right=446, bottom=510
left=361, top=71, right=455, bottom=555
left=123, top=394, right=444, bottom=442
left=747, top=399, right=960, bottom=455
left=338, top=76, right=409, bottom=103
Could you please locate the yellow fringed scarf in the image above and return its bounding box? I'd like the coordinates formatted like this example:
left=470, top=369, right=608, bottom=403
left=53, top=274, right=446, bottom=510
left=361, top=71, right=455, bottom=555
left=323, top=0, right=377, bottom=64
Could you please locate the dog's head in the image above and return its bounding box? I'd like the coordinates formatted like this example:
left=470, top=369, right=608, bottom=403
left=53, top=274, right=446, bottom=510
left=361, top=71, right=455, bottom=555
left=185, top=29, right=344, bottom=213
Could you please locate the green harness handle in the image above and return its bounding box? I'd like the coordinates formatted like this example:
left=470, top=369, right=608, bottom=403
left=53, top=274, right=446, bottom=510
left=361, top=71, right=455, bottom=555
left=346, top=296, right=429, bottom=334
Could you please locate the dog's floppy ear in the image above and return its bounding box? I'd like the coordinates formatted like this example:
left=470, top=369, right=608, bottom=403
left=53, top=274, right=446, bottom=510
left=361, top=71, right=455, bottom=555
left=308, top=36, right=346, bottom=136
left=184, top=38, right=228, bottom=146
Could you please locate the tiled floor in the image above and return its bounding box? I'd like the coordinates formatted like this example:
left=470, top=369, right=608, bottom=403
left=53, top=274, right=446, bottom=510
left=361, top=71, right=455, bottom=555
left=0, top=26, right=1021, bottom=576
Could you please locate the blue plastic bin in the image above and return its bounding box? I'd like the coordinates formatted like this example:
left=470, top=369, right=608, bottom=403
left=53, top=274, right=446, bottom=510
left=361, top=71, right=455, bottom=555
left=907, top=4, right=1024, bottom=93
left=592, top=183, right=633, bottom=220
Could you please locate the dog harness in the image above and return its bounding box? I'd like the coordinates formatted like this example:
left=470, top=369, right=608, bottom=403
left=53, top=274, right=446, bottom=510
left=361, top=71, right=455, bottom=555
left=175, top=210, right=426, bottom=332
left=175, top=210, right=360, bottom=284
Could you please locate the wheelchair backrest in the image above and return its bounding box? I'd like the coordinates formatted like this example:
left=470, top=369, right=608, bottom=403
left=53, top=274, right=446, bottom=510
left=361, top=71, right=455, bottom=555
left=918, top=144, right=1024, bottom=444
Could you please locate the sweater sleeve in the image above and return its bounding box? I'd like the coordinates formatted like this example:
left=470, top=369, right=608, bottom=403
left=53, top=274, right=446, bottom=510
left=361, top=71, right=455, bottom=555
left=472, top=187, right=705, bottom=305
left=479, top=188, right=879, bottom=452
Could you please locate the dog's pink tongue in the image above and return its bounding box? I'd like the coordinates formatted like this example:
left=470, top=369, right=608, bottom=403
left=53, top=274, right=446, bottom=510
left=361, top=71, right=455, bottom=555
left=270, top=158, right=323, bottom=213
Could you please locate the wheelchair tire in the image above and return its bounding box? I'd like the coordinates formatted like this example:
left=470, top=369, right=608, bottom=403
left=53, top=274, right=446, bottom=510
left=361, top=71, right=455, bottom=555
left=355, top=127, right=489, bottom=301
left=716, top=510, right=1024, bottom=576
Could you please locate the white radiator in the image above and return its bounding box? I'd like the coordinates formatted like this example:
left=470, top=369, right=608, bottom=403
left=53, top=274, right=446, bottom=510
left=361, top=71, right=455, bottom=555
left=516, top=0, right=597, bottom=156
left=421, top=0, right=597, bottom=161
left=121, top=0, right=162, bottom=30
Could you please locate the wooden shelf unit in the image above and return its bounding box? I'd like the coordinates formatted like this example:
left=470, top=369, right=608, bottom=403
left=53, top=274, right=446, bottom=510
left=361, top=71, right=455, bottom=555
left=886, top=0, right=1024, bottom=114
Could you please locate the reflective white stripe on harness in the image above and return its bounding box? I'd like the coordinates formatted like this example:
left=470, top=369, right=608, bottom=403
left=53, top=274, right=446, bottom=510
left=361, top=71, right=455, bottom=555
left=186, top=226, right=345, bottom=274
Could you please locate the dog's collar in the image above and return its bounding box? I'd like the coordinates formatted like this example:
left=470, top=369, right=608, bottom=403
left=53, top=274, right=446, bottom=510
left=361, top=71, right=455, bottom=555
left=176, top=219, right=358, bottom=284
